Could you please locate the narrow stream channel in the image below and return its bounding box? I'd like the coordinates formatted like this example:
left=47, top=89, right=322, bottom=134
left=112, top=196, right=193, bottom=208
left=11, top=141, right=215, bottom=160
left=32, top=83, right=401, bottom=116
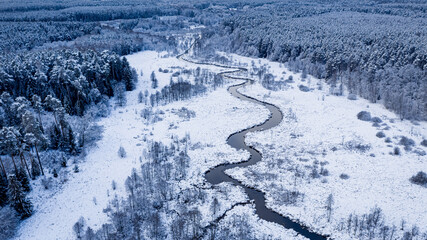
left=178, top=44, right=327, bottom=239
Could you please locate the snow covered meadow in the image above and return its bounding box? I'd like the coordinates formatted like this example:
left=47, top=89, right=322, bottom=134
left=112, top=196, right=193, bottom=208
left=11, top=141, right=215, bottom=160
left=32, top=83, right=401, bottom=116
left=222, top=53, right=427, bottom=239
left=14, top=50, right=299, bottom=239
left=12, top=45, right=426, bottom=239
left=1, top=1, right=426, bottom=240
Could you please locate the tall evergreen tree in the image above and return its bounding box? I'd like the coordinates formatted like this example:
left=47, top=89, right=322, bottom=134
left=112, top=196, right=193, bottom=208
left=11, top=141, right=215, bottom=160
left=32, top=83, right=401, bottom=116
left=121, top=57, right=135, bottom=91
left=151, top=71, right=158, bottom=89
left=30, top=157, right=41, bottom=179
left=31, top=95, right=44, bottom=132
left=7, top=174, right=33, bottom=219
left=0, top=126, right=21, bottom=173
left=16, top=167, right=31, bottom=193
left=67, top=127, right=77, bottom=154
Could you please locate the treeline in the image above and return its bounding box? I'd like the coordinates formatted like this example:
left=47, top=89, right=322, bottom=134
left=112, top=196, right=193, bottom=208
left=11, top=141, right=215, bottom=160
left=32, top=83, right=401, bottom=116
left=202, top=3, right=427, bottom=120
left=0, top=22, right=98, bottom=53
left=149, top=68, right=224, bottom=107
left=0, top=1, right=208, bottom=55
left=0, top=5, right=193, bottom=22
left=0, top=49, right=137, bottom=237
left=0, top=50, right=137, bottom=117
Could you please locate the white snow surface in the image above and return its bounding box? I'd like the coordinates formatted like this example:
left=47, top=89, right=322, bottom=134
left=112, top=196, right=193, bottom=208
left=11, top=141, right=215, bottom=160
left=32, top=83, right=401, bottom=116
left=14, top=49, right=426, bottom=240
left=223, top=53, right=427, bottom=239
left=13, top=50, right=297, bottom=240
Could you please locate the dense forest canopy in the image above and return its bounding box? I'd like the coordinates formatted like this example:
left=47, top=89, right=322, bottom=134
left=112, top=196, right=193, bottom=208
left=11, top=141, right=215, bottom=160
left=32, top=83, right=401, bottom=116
left=199, top=0, right=427, bottom=120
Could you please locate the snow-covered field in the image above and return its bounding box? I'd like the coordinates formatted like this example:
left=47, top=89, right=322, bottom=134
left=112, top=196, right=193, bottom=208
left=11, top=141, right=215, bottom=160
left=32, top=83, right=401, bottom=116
left=222, top=53, right=427, bottom=239
left=14, top=50, right=300, bottom=239
left=14, top=48, right=426, bottom=240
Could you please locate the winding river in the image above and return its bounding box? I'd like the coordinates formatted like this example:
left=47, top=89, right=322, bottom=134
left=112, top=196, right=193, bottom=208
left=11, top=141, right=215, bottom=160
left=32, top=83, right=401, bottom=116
left=178, top=44, right=327, bottom=240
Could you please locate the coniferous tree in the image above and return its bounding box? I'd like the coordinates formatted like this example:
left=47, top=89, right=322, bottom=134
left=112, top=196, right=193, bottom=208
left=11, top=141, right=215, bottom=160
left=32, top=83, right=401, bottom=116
left=67, top=127, right=77, bottom=154
left=31, top=95, right=44, bottom=132
left=50, top=124, right=61, bottom=150
left=121, top=57, right=135, bottom=91
left=30, top=157, right=41, bottom=179
left=24, top=132, right=45, bottom=176
left=138, top=91, right=144, bottom=104
left=52, top=169, right=58, bottom=178
left=16, top=167, right=30, bottom=192
left=151, top=71, right=158, bottom=89
left=44, top=95, right=65, bottom=136
left=0, top=126, right=20, bottom=173
left=7, top=174, right=33, bottom=219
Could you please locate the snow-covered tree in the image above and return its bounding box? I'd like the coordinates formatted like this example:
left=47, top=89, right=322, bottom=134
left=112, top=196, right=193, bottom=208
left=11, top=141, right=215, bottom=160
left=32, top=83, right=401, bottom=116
left=7, top=174, right=33, bottom=219
left=114, top=83, right=127, bottom=107
left=0, top=127, right=21, bottom=173
left=151, top=71, right=158, bottom=89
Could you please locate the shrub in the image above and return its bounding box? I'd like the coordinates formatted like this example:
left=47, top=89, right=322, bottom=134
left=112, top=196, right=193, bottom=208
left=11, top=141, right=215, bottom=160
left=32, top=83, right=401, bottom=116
left=385, top=137, right=392, bottom=143
left=339, top=173, right=350, bottom=179
left=413, top=149, right=426, bottom=156
left=73, top=165, right=80, bottom=173
left=111, top=180, right=117, bottom=190
left=372, top=122, right=380, bottom=127
left=376, top=131, right=386, bottom=138
left=41, top=177, right=53, bottom=189
left=310, top=167, right=320, bottom=178
left=357, top=111, right=371, bottom=121
left=347, top=93, right=357, bottom=100
left=399, top=136, right=415, bottom=151
left=281, top=189, right=303, bottom=205
left=53, top=169, right=58, bottom=178
left=138, top=91, right=144, bottom=103
left=73, top=217, right=86, bottom=239
left=61, top=158, right=67, bottom=168
left=371, top=117, right=382, bottom=123
left=118, top=146, right=127, bottom=158
left=420, top=139, right=427, bottom=147
left=344, top=140, right=371, bottom=152
left=399, top=136, right=415, bottom=147
left=320, top=167, right=329, bottom=176
left=393, top=147, right=401, bottom=155
left=298, top=85, right=310, bottom=92
left=410, top=171, right=427, bottom=187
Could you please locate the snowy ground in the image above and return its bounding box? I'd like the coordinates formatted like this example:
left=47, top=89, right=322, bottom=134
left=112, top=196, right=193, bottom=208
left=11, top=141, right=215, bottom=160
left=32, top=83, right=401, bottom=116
left=14, top=50, right=301, bottom=239
left=222, top=53, right=427, bottom=239
left=14, top=48, right=426, bottom=240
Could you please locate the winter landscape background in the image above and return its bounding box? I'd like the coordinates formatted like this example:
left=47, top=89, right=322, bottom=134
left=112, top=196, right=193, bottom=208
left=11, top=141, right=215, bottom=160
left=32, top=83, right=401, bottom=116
left=0, top=0, right=426, bottom=239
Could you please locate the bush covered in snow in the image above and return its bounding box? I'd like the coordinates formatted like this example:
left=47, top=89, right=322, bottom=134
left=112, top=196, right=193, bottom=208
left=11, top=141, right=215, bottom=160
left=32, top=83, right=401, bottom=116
left=347, top=93, right=357, bottom=100
left=339, top=173, right=350, bottom=180
left=344, top=139, right=371, bottom=153
left=298, top=85, right=310, bottom=92
left=376, top=131, right=386, bottom=138
left=118, top=146, right=127, bottom=158
left=371, top=117, right=382, bottom=123
left=393, top=147, right=401, bottom=155
left=399, top=136, right=415, bottom=151
left=357, top=111, right=371, bottom=121
left=410, top=171, right=427, bottom=187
